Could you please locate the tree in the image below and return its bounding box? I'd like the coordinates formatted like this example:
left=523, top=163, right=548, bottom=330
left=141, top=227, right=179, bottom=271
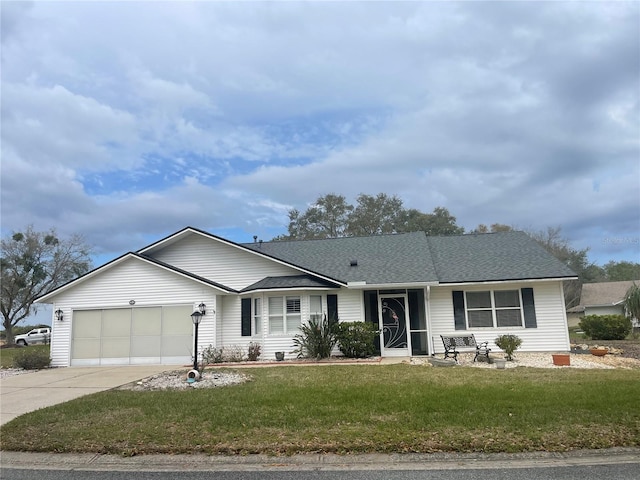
left=1, top=226, right=92, bottom=344
left=346, top=193, right=405, bottom=236
left=602, top=261, right=640, bottom=282
left=401, top=207, right=464, bottom=236
left=274, top=193, right=465, bottom=241
left=526, top=227, right=595, bottom=308
left=273, top=193, right=353, bottom=241
left=471, top=223, right=513, bottom=234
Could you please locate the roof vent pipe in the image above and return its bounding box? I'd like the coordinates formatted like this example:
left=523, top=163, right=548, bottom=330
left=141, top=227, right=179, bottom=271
left=259, top=240, right=263, bottom=248
left=350, top=259, right=358, bottom=267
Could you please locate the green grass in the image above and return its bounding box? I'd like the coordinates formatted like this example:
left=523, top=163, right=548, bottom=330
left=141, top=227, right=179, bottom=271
left=0, top=345, right=50, bottom=368
left=1, top=365, right=639, bottom=456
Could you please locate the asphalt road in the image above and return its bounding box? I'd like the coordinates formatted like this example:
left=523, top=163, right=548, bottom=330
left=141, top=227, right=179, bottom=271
left=3, top=464, right=640, bottom=480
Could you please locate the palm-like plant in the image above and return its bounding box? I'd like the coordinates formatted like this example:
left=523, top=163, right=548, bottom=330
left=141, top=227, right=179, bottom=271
left=623, top=283, right=640, bottom=325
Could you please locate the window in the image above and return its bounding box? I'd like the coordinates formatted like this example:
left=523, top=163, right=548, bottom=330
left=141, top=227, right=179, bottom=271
left=286, top=296, right=301, bottom=332
left=310, top=295, right=322, bottom=322
left=253, top=298, right=262, bottom=335
left=465, top=290, right=523, bottom=328
left=268, top=297, right=284, bottom=334
left=268, top=296, right=301, bottom=334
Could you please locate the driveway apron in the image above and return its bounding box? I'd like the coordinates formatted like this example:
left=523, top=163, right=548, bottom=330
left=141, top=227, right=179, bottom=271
left=0, top=365, right=174, bottom=425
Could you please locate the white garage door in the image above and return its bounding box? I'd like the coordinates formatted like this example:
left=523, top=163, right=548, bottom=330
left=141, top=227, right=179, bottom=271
left=71, top=306, right=193, bottom=366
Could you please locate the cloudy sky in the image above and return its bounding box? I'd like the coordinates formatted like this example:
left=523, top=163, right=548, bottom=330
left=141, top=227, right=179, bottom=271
left=2, top=0, right=639, bottom=271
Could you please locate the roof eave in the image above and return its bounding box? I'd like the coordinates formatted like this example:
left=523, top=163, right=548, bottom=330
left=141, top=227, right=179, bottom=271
left=437, top=276, right=579, bottom=287
left=346, top=281, right=439, bottom=289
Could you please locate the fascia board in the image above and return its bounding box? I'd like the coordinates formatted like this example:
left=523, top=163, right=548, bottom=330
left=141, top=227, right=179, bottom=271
left=346, top=282, right=438, bottom=289
left=437, top=276, right=579, bottom=287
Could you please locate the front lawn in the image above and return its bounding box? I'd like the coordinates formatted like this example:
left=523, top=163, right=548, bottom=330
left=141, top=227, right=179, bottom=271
left=1, top=365, right=639, bottom=455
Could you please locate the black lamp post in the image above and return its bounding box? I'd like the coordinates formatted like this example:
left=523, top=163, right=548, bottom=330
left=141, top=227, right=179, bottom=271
left=190, top=303, right=206, bottom=370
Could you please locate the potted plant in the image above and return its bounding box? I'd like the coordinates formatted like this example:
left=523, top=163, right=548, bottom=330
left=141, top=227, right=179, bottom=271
left=494, top=358, right=507, bottom=369
left=552, top=353, right=570, bottom=366
left=494, top=334, right=522, bottom=361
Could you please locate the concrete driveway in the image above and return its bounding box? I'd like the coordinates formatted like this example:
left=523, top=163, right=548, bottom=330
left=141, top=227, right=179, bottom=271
left=0, top=365, right=174, bottom=425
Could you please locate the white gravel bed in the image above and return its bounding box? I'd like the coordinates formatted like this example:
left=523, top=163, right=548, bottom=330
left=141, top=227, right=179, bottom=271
left=118, top=369, right=251, bottom=391
left=411, top=352, right=640, bottom=369
left=0, top=368, right=38, bottom=379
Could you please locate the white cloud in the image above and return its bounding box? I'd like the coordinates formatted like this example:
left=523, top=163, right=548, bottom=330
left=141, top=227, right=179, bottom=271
left=1, top=1, right=638, bottom=267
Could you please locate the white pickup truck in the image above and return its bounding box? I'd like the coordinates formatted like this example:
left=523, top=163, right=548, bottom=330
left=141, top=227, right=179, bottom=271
left=15, top=328, right=51, bottom=346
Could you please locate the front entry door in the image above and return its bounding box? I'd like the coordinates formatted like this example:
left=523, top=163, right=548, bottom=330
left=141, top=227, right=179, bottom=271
left=379, top=295, right=409, bottom=356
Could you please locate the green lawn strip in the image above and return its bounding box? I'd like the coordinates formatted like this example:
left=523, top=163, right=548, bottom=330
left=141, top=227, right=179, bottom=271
left=0, top=345, right=50, bottom=368
left=1, top=365, right=638, bottom=455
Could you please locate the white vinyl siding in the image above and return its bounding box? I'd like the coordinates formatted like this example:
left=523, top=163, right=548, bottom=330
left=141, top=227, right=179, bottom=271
left=429, top=281, right=570, bottom=354
left=148, top=233, right=302, bottom=291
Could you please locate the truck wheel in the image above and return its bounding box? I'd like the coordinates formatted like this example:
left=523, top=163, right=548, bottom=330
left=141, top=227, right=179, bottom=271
left=16, top=339, right=27, bottom=347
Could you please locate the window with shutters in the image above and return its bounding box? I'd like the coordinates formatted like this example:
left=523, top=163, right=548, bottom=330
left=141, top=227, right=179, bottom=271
left=465, top=290, right=524, bottom=328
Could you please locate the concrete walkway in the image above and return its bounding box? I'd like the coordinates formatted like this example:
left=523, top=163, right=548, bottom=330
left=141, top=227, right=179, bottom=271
left=0, top=365, right=174, bottom=425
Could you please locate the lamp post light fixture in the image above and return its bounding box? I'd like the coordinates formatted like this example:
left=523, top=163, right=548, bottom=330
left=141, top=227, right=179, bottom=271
left=190, top=306, right=205, bottom=371
left=55, top=309, right=64, bottom=321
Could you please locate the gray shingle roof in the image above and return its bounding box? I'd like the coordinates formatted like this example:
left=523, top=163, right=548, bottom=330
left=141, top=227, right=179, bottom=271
left=242, top=275, right=341, bottom=293
left=243, top=231, right=439, bottom=285
left=244, top=231, right=576, bottom=285
left=579, top=280, right=639, bottom=307
left=426, top=231, right=577, bottom=283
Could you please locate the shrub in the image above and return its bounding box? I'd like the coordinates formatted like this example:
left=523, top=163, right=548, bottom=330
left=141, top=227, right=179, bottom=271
left=578, top=315, right=632, bottom=340
left=12, top=349, right=51, bottom=370
left=223, top=345, right=246, bottom=363
left=494, top=334, right=522, bottom=361
left=247, top=342, right=261, bottom=361
left=335, top=322, right=379, bottom=358
left=292, top=314, right=337, bottom=359
left=200, top=345, right=224, bottom=367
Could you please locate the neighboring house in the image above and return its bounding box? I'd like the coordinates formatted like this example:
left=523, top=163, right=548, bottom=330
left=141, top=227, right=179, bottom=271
left=567, top=280, right=640, bottom=328
left=36, top=228, right=577, bottom=367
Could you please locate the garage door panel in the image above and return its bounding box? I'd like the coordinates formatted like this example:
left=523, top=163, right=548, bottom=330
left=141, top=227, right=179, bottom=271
left=101, top=337, right=130, bottom=358
left=73, top=310, right=102, bottom=338
left=162, top=306, right=194, bottom=335
left=131, top=335, right=162, bottom=357
left=72, top=338, right=101, bottom=359
left=102, top=309, right=131, bottom=336
left=133, top=307, right=162, bottom=335
left=161, top=335, right=193, bottom=357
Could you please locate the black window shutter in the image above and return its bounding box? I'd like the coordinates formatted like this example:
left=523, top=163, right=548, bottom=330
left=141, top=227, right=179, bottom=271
left=327, top=294, right=338, bottom=326
left=521, top=288, right=537, bottom=328
left=452, top=291, right=466, bottom=330
left=241, top=298, right=252, bottom=336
